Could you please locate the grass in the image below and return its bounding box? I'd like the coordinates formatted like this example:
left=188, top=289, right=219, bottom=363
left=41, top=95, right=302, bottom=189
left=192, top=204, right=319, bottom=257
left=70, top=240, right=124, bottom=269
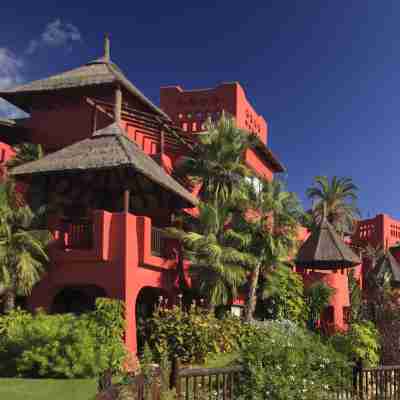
left=0, top=354, right=239, bottom=400
left=0, top=378, right=97, bottom=400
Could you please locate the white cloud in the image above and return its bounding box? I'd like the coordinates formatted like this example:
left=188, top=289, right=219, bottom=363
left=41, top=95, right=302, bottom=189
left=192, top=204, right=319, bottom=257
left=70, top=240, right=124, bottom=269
left=0, top=19, right=82, bottom=118
left=0, top=48, right=23, bottom=89
left=0, top=48, right=25, bottom=118
left=26, top=19, right=82, bottom=55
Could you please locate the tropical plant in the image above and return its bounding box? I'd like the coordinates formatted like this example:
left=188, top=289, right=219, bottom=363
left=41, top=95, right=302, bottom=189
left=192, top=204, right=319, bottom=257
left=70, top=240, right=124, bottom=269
left=175, top=113, right=256, bottom=206
left=256, top=265, right=306, bottom=323
left=330, top=321, right=380, bottom=367
left=348, top=269, right=362, bottom=324
left=306, top=176, right=360, bottom=235
left=233, top=179, right=302, bottom=321
left=304, top=281, right=335, bottom=331
left=166, top=202, right=254, bottom=306
left=6, top=142, right=47, bottom=213
left=145, top=303, right=243, bottom=364
left=6, top=142, right=44, bottom=170
left=0, top=180, right=51, bottom=313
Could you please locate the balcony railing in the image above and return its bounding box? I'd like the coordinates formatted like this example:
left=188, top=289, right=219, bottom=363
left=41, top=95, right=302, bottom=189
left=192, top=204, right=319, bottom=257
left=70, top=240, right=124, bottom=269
left=61, top=217, right=93, bottom=250
left=151, top=227, right=167, bottom=257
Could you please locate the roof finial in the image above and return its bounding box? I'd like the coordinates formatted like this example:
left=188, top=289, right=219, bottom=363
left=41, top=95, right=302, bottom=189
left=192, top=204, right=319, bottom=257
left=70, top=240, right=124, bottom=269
left=104, top=33, right=110, bottom=62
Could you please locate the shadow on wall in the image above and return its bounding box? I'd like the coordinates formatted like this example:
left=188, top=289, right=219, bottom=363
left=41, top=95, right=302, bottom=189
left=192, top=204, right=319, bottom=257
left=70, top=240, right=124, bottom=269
left=51, top=285, right=107, bottom=314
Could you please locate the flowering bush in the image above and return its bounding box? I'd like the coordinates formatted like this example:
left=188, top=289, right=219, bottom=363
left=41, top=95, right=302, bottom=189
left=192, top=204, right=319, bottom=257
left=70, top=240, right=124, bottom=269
left=145, top=304, right=245, bottom=364
left=237, top=320, right=348, bottom=400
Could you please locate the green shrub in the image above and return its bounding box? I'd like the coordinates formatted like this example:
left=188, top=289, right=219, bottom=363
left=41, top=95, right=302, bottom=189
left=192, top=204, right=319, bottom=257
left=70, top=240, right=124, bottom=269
left=237, top=320, right=348, bottom=400
left=146, top=305, right=243, bottom=364
left=0, top=298, right=126, bottom=378
left=330, top=320, right=381, bottom=367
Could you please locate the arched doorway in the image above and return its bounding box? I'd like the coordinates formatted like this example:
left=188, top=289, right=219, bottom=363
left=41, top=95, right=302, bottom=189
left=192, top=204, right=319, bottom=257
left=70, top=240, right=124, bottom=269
left=52, top=285, right=107, bottom=314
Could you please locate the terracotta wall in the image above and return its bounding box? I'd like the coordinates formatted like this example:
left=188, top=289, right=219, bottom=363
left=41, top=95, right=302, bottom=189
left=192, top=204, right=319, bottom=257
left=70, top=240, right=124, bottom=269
left=29, top=210, right=178, bottom=354
left=302, top=269, right=350, bottom=332
left=160, top=82, right=268, bottom=143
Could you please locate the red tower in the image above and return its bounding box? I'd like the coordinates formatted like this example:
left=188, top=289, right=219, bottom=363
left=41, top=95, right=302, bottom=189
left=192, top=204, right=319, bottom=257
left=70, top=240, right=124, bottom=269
left=160, top=82, right=284, bottom=182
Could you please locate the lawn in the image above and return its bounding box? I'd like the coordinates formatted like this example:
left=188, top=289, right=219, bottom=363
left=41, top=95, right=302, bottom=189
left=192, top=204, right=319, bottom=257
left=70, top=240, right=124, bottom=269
left=0, top=378, right=97, bottom=400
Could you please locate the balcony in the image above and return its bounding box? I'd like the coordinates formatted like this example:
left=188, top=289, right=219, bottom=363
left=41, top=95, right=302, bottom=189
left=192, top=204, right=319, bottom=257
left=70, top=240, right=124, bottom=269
left=151, top=227, right=168, bottom=257
left=51, top=210, right=115, bottom=262
left=61, top=217, right=93, bottom=250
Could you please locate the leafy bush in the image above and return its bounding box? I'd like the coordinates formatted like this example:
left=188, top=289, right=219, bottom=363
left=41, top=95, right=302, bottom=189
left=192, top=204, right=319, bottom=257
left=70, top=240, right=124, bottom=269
left=257, top=266, right=307, bottom=324
left=145, top=304, right=244, bottom=364
left=237, top=320, right=348, bottom=400
left=330, top=320, right=381, bottom=367
left=0, top=298, right=127, bottom=378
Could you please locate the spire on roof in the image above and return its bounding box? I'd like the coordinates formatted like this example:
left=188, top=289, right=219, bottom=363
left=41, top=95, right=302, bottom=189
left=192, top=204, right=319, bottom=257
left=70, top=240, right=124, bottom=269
left=104, top=33, right=110, bottom=62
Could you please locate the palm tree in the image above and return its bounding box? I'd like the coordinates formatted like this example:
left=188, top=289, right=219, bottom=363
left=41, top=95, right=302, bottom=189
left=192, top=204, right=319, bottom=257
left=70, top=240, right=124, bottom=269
left=166, top=202, right=255, bottom=307
left=306, top=176, right=360, bottom=235
left=175, top=113, right=256, bottom=206
left=236, top=179, right=302, bottom=322
left=6, top=142, right=46, bottom=212
left=0, top=180, right=51, bottom=313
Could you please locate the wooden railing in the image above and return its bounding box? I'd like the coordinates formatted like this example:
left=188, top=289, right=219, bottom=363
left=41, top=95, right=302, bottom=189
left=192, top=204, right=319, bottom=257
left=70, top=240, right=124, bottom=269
left=61, top=217, right=93, bottom=250
left=151, top=227, right=166, bottom=257
left=171, top=360, right=242, bottom=400
left=98, top=369, right=161, bottom=400
left=330, top=364, right=400, bottom=399
left=170, top=361, right=400, bottom=400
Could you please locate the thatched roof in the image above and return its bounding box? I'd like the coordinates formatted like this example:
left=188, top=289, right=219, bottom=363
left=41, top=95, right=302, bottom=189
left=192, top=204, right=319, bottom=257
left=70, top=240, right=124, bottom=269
left=10, top=122, right=197, bottom=207
left=376, top=252, right=400, bottom=286
left=0, top=118, right=17, bottom=128
left=0, top=56, right=170, bottom=120
left=296, top=218, right=361, bottom=269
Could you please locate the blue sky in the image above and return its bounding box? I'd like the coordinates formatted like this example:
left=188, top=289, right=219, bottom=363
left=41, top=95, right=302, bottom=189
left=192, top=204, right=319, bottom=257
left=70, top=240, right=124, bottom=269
left=1, top=1, right=399, bottom=219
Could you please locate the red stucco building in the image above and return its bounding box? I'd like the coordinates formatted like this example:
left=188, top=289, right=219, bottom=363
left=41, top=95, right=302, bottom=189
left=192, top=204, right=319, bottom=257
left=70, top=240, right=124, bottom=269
left=0, top=40, right=284, bottom=355
left=1, top=39, right=395, bottom=353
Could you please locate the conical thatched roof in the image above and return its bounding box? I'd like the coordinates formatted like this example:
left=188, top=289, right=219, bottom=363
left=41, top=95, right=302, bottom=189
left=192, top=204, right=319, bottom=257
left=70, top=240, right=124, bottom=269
left=296, top=218, right=361, bottom=269
left=10, top=122, right=197, bottom=208
left=0, top=55, right=170, bottom=120
left=376, top=252, right=400, bottom=286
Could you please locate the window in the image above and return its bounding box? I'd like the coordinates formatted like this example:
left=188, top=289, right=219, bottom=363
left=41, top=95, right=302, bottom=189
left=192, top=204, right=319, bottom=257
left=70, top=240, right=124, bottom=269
left=178, top=113, right=183, bottom=119
left=182, top=122, right=188, bottom=132
left=343, top=306, right=351, bottom=324
left=192, top=122, right=197, bottom=132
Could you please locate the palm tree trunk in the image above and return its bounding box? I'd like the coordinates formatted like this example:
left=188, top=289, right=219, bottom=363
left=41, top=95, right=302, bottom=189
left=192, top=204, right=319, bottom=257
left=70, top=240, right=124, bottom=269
left=3, top=290, right=16, bottom=313
left=244, top=263, right=261, bottom=322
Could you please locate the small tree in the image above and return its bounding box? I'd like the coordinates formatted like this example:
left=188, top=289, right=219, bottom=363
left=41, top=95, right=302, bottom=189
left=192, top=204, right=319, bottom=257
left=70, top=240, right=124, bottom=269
left=304, top=281, right=335, bottom=331
left=166, top=202, right=254, bottom=307
left=0, top=180, right=51, bottom=313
